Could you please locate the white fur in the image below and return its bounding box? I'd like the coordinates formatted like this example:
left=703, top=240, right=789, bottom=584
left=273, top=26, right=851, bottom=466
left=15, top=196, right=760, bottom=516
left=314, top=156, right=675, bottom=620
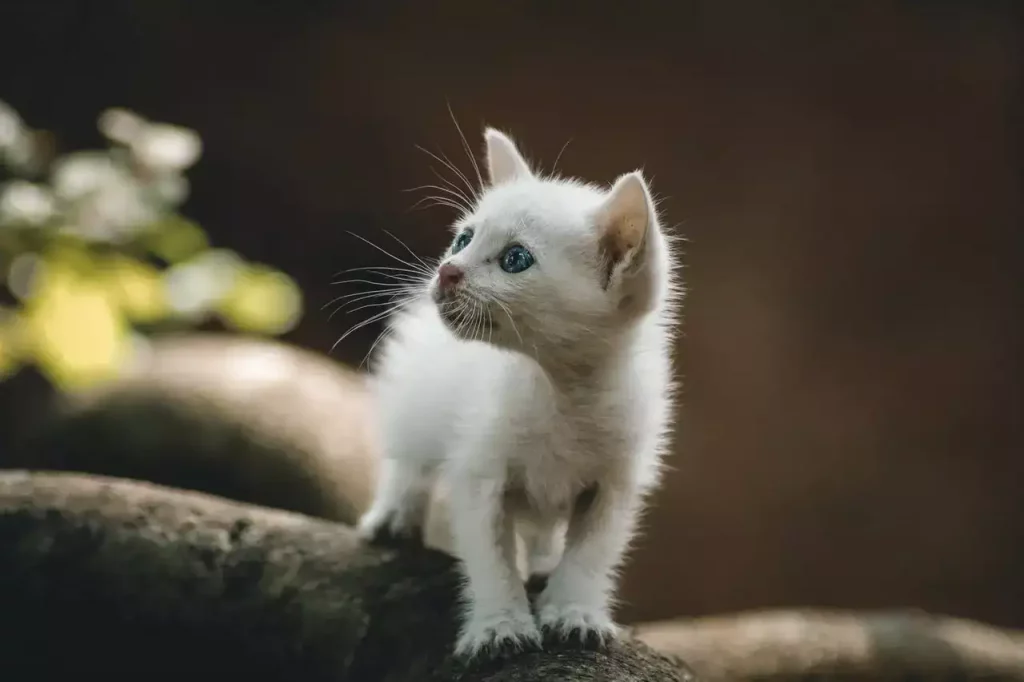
left=357, top=128, right=680, bottom=658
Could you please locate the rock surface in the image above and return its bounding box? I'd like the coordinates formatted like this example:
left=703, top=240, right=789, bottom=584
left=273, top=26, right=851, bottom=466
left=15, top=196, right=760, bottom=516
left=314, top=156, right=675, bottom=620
left=634, top=610, right=1024, bottom=682
left=6, top=333, right=457, bottom=550
left=0, top=470, right=688, bottom=682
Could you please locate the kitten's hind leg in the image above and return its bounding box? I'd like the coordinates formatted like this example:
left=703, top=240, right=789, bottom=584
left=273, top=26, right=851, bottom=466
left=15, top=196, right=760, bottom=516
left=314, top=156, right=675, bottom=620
left=357, top=457, right=434, bottom=545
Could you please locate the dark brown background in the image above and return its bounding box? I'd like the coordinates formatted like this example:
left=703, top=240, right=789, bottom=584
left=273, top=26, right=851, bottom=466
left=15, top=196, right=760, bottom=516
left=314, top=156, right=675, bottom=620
left=1, top=1, right=1021, bottom=627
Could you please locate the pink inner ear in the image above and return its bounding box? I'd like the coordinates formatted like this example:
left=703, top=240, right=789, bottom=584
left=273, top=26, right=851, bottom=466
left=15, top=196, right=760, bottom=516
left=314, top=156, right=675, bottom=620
left=598, top=219, right=642, bottom=289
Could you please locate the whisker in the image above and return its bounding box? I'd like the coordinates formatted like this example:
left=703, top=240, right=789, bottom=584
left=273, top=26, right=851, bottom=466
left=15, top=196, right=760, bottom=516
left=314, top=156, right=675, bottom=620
left=408, top=196, right=467, bottom=214
left=327, top=292, right=412, bottom=322
left=459, top=300, right=470, bottom=341
left=414, top=144, right=476, bottom=202
left=345, top=230, right=426, bottom=272
left=439, top=149, right=477, bottom=202
left=403, top=182, right=471, bottom=211
left=334, top=288, right=416, bottom=312
left=334, top=264, right=432, bottom=279
left=336, top=272, right=424, bottom=286
left=446, top=101, right=483, bottom=195
left=429, top=167, right=473, bottom=206
left=360, top=325, right=394, bottom=371
left=331, top=303, right=406, bottom=354
left=322, top=284, right=411, bottom=312
left=494, top=300, right=523, bottom=345
left=345, top=296, right=412, bottom=317
left=551, top=137, right=573, bottom=172
left=329, top=278, right=417, bottom=289
left=379, top=226, right=434, bottom=272
left=453, top=300, right=471, bottom=339
left=472, top=299, right=483, bottom=343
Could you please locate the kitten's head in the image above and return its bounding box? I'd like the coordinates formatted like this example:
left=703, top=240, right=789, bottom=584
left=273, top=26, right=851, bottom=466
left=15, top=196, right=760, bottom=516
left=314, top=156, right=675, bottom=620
left=430, top=128, right=673, bottom=357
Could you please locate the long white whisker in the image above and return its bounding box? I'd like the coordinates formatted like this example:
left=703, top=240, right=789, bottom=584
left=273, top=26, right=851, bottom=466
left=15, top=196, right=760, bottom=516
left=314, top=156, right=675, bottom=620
left=331, top=303, right=405, bottom=354
left=360, top=325, right=394, bottom=371
left=472, top=299, right=483, bottom=343
left=379, top=226, right=433, bottom=272
left=322, top=285, right=412, bottom=312
left=333, top=271, right=425, bottom=286
left=551, top=137, right=573, bottom=172
left=345, top=230, right=425, bottom=272
left=328, top=291, right=413, bottom=322
left=447, top=101, right=483, bottom=195
left=403, top=182, right=470, bottom=211
left=415, top=144, right=476, bottom=202
left=453, top=300, right=471, bottom=339
left=429, top=167, right=474, bottom=206
left=494, top=300, right=523, bottom=345
left=345, top=296, right=412, bottom=317
left=336, top=286, right=417, bottom=307
left=468, top=299, right=478, bottom=343
left=329, top=278, right=416, bottom=289
left=439, top=149, right=477, bottom=202
left=462, top=303, right=474, bottom=341
left=335, top=264, right=432, bottom=279
left=408, top=196, right=466, bottom=214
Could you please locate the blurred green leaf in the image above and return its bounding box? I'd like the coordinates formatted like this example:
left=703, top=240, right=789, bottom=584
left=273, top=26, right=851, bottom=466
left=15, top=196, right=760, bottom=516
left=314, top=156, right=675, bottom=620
left=144, top=215, right=210, bottom=263
left=219, top=264, right=303, bottom=335
left=0, top=101, right=305, bottom=391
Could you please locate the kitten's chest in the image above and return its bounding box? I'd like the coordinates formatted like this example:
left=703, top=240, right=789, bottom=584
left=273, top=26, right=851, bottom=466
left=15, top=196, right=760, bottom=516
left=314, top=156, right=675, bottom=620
left=505, top=415, right=622, bottom=514
left=489, top=360, right=635, bottom=513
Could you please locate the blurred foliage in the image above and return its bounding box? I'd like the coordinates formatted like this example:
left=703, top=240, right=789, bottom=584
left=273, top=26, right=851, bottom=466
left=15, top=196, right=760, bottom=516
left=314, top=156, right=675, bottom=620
left=0, top=101, right=302, bottom=391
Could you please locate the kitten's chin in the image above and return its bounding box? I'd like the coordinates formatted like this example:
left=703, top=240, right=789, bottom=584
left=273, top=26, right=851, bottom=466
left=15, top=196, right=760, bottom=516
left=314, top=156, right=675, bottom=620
left=435, top=300, right=512, bottom=347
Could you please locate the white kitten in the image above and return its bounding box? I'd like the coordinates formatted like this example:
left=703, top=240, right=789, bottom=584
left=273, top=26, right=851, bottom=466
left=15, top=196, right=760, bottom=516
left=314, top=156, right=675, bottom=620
left=357, top=128, right=680, bottom=658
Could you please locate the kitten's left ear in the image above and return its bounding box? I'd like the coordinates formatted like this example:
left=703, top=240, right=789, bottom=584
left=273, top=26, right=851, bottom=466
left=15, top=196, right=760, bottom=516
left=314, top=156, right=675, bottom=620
left=484, top=128, right=533, bottom=186
left=594, top=171, right=654, bottom=288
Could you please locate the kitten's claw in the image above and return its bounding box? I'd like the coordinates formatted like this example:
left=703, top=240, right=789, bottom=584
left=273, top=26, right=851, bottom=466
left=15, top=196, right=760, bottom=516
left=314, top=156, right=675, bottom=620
left=536, top=602, right=619, bottom=649
left=356, top=508, right=423, bottom=547
left=454, top=610, right=542, bottom=660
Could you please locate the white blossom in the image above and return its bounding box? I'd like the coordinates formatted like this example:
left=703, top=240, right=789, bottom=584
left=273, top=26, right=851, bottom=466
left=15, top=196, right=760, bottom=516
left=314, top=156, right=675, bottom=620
left=0, top=181, right=56, bottom=226
left=149, top=173, right=190, bottom=206
left=97, top=108, right=145, bottom=146
left=163, top=250, right=242, bottom=317
left=131, top=123, right=202, bottom=172
left=50, top=152, right=125, bottom=201
left=0, top=101, right=22, bottom=151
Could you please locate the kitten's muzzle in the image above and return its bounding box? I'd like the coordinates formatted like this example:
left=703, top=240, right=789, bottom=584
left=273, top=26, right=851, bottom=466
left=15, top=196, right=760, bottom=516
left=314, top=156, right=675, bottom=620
left=434, top=263, right=464, bottom=300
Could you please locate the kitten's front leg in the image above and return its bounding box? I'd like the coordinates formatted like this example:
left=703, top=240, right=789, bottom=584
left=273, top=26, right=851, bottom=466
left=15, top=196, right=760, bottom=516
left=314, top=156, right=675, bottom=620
left=535, top=477, right=639, bottom=646
left=449, top=468, right=541, bottom=658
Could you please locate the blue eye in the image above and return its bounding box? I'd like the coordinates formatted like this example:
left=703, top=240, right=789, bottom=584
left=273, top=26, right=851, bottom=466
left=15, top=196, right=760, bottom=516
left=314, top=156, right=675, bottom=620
left=452, top=230, right=473, bottom=254
left=500, top=245, right=535, bottom=274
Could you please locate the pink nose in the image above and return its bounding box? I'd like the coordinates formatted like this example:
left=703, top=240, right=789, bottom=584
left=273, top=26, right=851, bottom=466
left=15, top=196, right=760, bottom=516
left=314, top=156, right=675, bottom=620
left=438, top=263, right=464, bottom=292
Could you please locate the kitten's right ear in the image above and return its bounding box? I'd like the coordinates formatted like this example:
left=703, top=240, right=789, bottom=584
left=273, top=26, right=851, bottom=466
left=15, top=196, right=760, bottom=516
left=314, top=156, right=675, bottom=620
left=594, top=171, right=653, bottom=288
left=484, top=128, right=532, bottom=186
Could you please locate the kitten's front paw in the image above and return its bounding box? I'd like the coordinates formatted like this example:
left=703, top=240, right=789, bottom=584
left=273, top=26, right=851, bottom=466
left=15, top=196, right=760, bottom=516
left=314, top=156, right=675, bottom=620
left=536, top=601, right=619, bottom=649
left=356, top=508, right=423, bottom=546
left=454, top=609, right=542, bottom=660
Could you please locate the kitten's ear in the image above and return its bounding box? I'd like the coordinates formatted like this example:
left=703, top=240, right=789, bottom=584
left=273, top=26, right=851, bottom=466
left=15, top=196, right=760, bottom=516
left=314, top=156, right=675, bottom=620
left=595, top=171, right=654, bottom=288
left=484, top=128, right=532, bottom=186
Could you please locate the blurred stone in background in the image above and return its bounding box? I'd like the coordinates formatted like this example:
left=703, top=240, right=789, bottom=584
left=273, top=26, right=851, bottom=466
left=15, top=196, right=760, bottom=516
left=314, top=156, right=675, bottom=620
left=0, top=1, right=1021, bottom=628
